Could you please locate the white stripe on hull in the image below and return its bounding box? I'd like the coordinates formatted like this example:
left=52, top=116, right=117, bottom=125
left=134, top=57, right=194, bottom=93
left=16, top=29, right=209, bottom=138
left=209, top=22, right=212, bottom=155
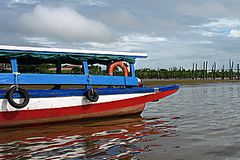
left=0, top=92, right=152, bottom=112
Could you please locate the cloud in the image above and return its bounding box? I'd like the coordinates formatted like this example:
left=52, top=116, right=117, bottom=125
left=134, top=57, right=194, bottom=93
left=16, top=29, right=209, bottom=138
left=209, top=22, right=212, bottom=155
left=21, top=33, right=167, bottom=52
left=200, top=19, right=240, bottom=28
left=78, top=0, right=108, bottom=7
left=176, top=1, right=240, bottom=17
left=19, top=5, right=115, bottom=43
left=78, top=34, right=167, bottom=52
left=192, top=18, right=240, bottom=38
left=228, top=30, right=240, bottom=38
left=23, top=37, right=58, bottom=47
left=101, top=10, right=140, bottom=30
left=8, top=0, right=39, bottom=8
left=1, top=0, right=240, bottom=69
left=121, top=34, right=167, bottom=43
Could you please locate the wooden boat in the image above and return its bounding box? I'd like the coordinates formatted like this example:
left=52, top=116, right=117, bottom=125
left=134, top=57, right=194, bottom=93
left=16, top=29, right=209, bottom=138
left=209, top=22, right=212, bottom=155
left=0, top=45, right=179, bottom=127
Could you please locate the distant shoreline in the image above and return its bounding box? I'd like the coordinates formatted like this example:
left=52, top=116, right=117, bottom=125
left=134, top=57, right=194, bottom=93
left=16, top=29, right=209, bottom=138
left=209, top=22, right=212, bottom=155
left=142, top=79, right=240, bottom=86
left=1, top=79, right=239, bottom=89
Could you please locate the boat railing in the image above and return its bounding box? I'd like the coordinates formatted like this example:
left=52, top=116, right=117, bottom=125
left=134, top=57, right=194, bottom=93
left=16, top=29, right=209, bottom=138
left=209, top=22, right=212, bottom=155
left=0, top=58, right=138, bottom=87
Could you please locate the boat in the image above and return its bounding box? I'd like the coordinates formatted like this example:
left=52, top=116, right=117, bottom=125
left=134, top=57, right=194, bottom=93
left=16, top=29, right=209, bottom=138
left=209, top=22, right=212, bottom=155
left=0, top=45, right=179, bottom=128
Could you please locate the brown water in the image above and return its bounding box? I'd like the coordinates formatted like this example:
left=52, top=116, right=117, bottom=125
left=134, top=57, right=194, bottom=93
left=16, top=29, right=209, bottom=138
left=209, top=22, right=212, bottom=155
left=1, top=83, right=240, bottom=160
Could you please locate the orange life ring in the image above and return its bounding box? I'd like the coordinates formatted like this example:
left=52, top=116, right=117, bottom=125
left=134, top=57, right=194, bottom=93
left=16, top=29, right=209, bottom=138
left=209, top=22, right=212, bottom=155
left=108, top=61, right=128, bottom=76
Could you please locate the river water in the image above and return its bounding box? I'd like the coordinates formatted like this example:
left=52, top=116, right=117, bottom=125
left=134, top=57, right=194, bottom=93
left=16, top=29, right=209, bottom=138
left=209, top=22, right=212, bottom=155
left=1, top=83, right=240, bottom=160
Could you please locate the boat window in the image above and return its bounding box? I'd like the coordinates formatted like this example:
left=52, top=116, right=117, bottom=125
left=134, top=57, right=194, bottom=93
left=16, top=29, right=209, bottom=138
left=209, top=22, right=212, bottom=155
left=111, top=66, right=130, bottom=76
left=88, top=63, right=130, bottom=76
left=89, top=64, right=108, bottom=75
left=18, top=63, right=84, bottom=74
left=61, top=64, right=83, bottom=74
left=0, top=62, right=11, bottom=73
left=18, top=63, right=55, bottom=74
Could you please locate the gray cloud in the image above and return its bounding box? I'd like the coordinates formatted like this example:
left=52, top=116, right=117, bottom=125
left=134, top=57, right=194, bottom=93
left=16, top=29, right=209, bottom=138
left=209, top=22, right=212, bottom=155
left=0, top=0, right=240, bottom=69
left=176, top=1, right=240, bottom=18
left=19, top=5, right=115, bottom=43
left=7, top=0, right=40, bottom=8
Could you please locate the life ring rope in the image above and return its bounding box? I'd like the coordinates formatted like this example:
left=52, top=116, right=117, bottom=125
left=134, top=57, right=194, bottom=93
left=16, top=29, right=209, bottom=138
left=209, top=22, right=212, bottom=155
left=108, top=61, right=128, bottom=76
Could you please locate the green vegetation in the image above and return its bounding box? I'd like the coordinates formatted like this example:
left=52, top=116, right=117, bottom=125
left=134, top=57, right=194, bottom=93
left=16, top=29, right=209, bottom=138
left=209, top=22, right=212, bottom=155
left=136, top=67, right=240, bottom=80
left=142, top=79, right=240, bottom=86
left=19, top=64, right=54, bottom=73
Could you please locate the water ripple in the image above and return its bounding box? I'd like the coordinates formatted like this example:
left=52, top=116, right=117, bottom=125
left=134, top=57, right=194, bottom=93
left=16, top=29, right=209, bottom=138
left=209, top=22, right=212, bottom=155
left=1, top=83, right=240, bottom=159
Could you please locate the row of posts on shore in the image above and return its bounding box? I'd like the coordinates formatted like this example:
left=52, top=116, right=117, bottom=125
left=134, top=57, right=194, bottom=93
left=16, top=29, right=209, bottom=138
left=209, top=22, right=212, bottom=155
left=136, top=60, right=240, bottom=80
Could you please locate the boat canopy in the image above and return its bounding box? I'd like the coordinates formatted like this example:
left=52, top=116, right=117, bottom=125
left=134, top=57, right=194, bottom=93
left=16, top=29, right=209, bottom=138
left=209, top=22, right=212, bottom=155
left=0, top=45, right=148, bottom=64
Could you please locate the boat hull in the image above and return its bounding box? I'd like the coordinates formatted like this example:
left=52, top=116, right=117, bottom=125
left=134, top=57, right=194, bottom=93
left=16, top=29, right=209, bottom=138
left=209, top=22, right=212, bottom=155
left=0, top=86, right=179, bottom=128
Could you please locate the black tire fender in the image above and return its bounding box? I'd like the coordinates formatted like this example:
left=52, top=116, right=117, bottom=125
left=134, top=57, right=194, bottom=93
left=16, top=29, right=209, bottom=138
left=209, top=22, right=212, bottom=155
left=85, top=89, right=99, bottom=102
left=6, top=86, right=30, bottom=109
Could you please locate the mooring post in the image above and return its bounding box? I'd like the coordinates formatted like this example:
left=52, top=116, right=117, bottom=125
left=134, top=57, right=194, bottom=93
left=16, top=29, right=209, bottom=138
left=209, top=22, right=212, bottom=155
left=222, top=65, right=225, bottom=80
left=203, top=62, right=205, bottom=79
left=211, top=63, right=214, bottom=79
left=229, top=59, right=233, bottom=80
left=195, top=63, right=198, bottom=79
left=211, top=62, right=216, bottom=80
left=205, top=61, right=208, bottom=80
left=237, top=64, right=240, bottom=80
left=192, top=63, right=194, bottom=79
left=214, top=62, right=216, bottom=79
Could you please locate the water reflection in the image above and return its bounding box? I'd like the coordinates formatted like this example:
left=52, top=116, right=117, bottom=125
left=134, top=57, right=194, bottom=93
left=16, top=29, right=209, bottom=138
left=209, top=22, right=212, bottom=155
left=142, top=83, right=240, bottom=160
left=0, top=115, right=176, bottom=159
left=2, top=83, right=240, bottom=160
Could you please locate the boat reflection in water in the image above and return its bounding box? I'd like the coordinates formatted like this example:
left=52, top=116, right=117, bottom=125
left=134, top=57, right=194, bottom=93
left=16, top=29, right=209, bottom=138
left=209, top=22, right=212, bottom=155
left=0, top=115, right=176, bottom=159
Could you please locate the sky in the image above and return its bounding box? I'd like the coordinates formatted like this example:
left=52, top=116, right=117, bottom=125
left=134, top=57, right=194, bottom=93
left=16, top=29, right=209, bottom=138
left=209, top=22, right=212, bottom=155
left=0, top=0, right=240, bottom=69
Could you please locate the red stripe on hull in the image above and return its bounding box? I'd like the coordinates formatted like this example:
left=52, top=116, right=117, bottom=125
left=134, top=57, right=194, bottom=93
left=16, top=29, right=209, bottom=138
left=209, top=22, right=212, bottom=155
left=0, top=89, right=178, bottom=127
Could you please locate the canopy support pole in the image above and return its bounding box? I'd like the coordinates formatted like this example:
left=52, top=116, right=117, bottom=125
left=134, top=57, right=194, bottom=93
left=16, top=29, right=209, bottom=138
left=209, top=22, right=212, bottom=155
left=83, top=61, right=91, bottom=90
left=130, top=63, right=135, bottom=77
left=10, top=58, right=18, bottom=73
left=10, top=58, right=20, bottom=86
